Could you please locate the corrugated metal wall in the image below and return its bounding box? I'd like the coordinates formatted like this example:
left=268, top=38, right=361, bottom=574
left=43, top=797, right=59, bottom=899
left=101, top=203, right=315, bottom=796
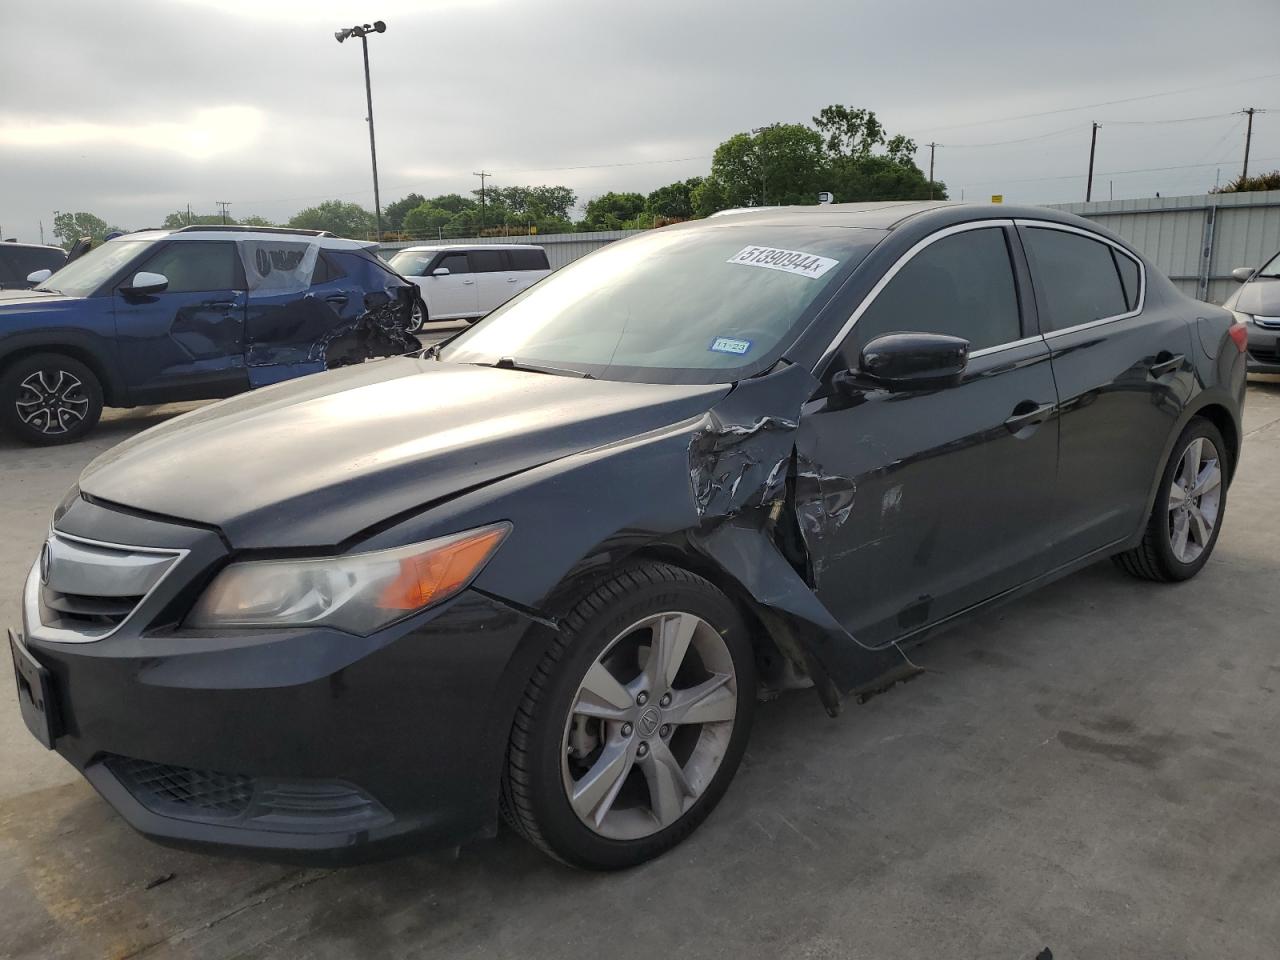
left=1049, top=191, right=1280, bottom=304
left=380, top=229, right=643, bottom=270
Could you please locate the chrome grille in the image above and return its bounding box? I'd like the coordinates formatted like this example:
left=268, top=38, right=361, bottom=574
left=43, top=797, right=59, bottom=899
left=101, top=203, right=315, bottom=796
left=26, top=531, right=184, bottom=642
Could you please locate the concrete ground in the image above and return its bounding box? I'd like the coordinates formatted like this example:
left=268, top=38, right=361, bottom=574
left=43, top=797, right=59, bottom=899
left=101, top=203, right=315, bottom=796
left=2, top=374, right=1279, bottom=960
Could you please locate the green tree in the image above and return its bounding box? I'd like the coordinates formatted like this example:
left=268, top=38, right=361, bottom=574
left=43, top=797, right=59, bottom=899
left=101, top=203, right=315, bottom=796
left=161, top=211, right=232, bottom=228
left=813, top=105, right=943, bottom=201
left=1212, top=170, right=1280, bottom=193
left=383, top=193, right=426, bottom=232
left=287, top=200, right=375, bottom=238
left=429, top=193, right=476, bottom=214
left=582, top=191, right=647, bottom=230
left=646, top=177, right=703, bottom=221
left=690, top=177, right=729, bottom=218
left=239, top=215, right=277, bottom=227
left=51, top=211, right=120, bottom=249
left=402, top=204, right=455, bottom=238
left=708, top=124, right=826, bottom=210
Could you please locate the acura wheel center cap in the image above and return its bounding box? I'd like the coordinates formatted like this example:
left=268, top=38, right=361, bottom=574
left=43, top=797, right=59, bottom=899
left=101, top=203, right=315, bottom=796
left=637, top=706, right=661, bottom=738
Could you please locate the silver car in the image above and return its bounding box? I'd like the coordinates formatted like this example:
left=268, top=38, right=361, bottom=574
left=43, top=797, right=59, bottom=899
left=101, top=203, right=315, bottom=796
left=1226, top=251, right=1280, bottom=372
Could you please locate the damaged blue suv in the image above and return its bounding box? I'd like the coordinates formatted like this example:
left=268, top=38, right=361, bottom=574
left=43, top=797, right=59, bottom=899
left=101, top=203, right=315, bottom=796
left=0, top=226, right=419, bottom=444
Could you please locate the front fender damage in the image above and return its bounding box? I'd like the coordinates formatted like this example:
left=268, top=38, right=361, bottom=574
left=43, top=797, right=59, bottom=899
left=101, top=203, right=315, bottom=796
left=685, top=363, right=919, bottom=716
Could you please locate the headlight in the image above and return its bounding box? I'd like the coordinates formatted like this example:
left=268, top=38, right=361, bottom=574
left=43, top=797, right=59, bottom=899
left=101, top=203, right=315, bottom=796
left=187, top=522, right=510, bottom=635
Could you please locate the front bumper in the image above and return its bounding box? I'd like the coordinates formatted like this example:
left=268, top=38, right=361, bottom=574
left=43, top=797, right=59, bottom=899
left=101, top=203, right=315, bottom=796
left=1246, top=321, right=1280, bottom=373
left=14, top=497, right=538, bottom=865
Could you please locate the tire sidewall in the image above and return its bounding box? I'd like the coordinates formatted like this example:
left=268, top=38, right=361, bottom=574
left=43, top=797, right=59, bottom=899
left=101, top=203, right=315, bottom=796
left=1151, top=419, right=1228, bottom=580
left=0, top=354, right=103, bottom=446
left=526, top=571, right=756, bottom=869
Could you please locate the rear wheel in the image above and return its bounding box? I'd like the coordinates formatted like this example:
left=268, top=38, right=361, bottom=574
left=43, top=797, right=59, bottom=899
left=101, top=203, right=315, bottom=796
left=502, top=563, right=755, bottom=869
left=1114, top=418, right=1227, bottom=582
left=0, top=353, right=103, bottom=445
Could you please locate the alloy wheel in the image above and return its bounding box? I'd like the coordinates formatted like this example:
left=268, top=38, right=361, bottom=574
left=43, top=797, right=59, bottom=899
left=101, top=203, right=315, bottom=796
left=407, top=302, right=425, bottom=332
left=15, top=369, right=90, bottom=437
left=560, top=611, right=738, bottom=841
left=1168, top=435, right=1222, bottom=564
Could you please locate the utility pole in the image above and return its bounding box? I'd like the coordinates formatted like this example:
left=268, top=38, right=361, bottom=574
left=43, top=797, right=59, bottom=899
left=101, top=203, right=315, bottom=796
left=186, top=202, right=192, bottom=225
left=1242, top=107, right=1256, bottom=180
left=216, top=201, right=231, bottom=225
left=751, top=125, right=775, bottom=206
left=39, top=220, right=44, bottom=245
left=928, top=142, right=937, bottom=200
left=473, top=171, right=491, bottom=231
left=1085, top=123, right=1099, bottom=202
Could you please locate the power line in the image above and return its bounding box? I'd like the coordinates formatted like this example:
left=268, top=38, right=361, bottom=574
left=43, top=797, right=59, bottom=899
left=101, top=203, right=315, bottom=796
left=955, top=153, right=1280, bottom=190
left=906, top=70, right=1280, bottom=136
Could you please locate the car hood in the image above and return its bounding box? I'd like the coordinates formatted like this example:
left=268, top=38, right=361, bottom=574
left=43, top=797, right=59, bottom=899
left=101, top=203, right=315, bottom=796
left=0, top=289, right=80, bottom=309
left=79, top=357, right=730, bottom=549
left=1229, top=277, right=1280, bottom=317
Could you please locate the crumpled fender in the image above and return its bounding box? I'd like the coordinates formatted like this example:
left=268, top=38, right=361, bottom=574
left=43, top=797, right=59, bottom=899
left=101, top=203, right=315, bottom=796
left=683, top=362, right=919, bottom=715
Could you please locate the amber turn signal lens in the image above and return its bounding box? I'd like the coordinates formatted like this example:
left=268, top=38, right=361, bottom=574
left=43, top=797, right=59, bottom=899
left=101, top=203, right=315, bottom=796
left=376, top=525, right=509, bottom=611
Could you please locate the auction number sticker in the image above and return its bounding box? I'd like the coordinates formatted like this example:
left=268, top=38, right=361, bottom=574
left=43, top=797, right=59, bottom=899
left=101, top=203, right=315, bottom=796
left=727, top=245, right=839, bottom=279
left=709, top=336, right=752, bottom=355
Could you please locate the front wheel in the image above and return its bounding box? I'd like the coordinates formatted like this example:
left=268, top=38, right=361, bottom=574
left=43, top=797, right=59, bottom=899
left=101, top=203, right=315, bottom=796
left=1115, top=417, right=1228, bottom=582
left=406, top=300, right=425, bottom=333
left=501, top=563, right=755, bottom=869
left=0, top=353, right=103, bottom=445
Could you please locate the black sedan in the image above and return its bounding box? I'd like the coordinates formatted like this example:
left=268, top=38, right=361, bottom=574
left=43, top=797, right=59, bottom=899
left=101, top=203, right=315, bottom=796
left=10, top=202, right=1246, bottom=870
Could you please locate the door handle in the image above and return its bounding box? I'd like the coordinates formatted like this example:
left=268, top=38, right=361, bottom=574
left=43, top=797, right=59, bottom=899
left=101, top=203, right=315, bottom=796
left=324, top=294, right=349, bottom=305
left=462, top=279, right=476, bottom=285
left=1004, top=400, right=1055, bottom=434
left=205, top=299, right=236, bottom=309
left=1148, top=351, right=1184, bottom=377
left=506, top=277, right=518, bottom=282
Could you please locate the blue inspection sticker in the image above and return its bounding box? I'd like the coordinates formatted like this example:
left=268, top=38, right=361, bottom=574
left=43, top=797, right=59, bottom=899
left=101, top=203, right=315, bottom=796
left=709, top=336, right=752, bottom=356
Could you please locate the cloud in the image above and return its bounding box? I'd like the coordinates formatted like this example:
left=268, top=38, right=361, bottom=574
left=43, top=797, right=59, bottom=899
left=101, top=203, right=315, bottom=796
left=0, top=106, right=267, bottom=160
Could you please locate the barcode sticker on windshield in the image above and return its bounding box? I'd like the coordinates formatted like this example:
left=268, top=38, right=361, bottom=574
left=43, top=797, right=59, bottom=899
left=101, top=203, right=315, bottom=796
left=727, top=245, right=839, bottom=279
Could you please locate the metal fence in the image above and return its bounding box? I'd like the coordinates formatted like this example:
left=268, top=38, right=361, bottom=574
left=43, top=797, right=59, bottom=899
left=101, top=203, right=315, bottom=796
left=379, top=192, right=1280, bottom=305
left=1049, top=190, right=1280, bottom=304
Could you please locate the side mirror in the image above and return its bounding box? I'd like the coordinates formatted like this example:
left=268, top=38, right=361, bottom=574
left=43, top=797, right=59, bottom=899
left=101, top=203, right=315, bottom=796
left=1232, top=266, right=1256, bottom=283
left=26, top=269, right=52, bottom=285
left=123, top=271, right=169, bottom=295
left=431, top=267, right=450, bottom=277
left=836, top=332, right=969, bottom=393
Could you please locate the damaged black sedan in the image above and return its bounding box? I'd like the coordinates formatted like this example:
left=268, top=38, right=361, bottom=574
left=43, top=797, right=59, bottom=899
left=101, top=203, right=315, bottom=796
left=11, top=202, right=1245, bottom=869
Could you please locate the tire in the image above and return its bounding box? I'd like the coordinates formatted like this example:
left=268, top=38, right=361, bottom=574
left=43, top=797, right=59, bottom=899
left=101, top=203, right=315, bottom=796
left=0, top=353, right=103, bottom=446
left=501, top=562, right=756, bottom=870
left=1114, top=417, right=1228, bottom=582
left=406, top=300, right=425, bottom=333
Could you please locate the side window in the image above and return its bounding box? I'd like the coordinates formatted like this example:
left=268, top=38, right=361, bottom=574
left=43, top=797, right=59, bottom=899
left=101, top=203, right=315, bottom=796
left=850, top=227, right=1021, bottom=355
left=1020, top=227, right=1131, bottom=331
left=436, top=252, right=470, bottom=275
left=468, top=249, right=506, bottom=273
left=1113, top=249, right=1141, bottom=311
left=509, top=248, right=549, bottom=271
left=135, top=241, right=238, bottom=294
left=310, top=253, right=344, bottom=286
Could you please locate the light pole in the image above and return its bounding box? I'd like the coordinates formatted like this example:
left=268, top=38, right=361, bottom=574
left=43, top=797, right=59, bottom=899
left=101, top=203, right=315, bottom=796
left=335, top=20, right=386, bottom=240
left=751, top=125, right=774, bottom=206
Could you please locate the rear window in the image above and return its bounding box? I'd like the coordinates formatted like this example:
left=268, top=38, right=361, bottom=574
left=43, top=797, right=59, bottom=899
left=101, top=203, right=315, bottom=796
left=1021, top=227, right=1132, bottom=331
left=468, top=249, right=506, bottom=273
left=509, top=248, right=549, bottom=271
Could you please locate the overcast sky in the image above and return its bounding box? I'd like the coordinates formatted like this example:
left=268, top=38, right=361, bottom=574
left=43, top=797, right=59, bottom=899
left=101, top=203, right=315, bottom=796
left=2, top=0, right=1280, bottom=243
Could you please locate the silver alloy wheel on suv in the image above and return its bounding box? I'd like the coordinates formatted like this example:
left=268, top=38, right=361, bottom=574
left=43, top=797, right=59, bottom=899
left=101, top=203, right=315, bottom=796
left=407, top=301, right=425, bottom=333
left=560, top=611, right=738, bottom=840
left=1168, top=435, right=1222, bottom=564
left=15, top=368, right=91, bottom=437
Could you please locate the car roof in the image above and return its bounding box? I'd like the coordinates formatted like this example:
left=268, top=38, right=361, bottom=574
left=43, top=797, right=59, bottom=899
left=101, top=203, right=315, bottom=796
left=395, top=244, right=546, bottom=252
left=0, top=241, right=65, bottom=253
left=112, top=228, right=379, bottom=252
left=692, top=200, right=1090, bottom=232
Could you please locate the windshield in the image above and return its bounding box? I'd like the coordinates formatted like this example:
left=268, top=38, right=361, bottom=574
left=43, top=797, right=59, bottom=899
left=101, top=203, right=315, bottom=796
left=1258, top=250, right=1280, bottom=278
left=439, top=225, right=875, bottom=383
left=36, top=239, right=156, bottom=297
left=387, top=250, right=436, bottom=277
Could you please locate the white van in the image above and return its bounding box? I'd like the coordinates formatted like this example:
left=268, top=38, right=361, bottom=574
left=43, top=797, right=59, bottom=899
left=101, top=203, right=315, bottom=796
left=385, top=244, right=551, bottom=330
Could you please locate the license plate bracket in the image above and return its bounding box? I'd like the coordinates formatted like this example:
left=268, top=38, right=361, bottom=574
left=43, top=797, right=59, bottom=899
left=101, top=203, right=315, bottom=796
left=8, top=630, right=59, bottom=749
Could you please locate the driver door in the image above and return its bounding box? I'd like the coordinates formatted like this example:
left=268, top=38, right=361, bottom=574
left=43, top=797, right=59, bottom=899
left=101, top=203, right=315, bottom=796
left=798, top=222, right=1061, bottom=647
left=113, top=240, right=248, bottom=403
left=424, top=251, right=477, bottom=319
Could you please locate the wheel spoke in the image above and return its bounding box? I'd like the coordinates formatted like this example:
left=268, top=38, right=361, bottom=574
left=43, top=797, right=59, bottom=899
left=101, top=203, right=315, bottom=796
left=665, top=673, right=735, bottom=726
left=1191, top=461, right=1220, bottom=498
left=1168, top=481, right=1186, bottom=509
left=574, top=661, right=634, bottom=721
left=1188, top=504, right=1212, bottom=546
left=638, top=739, right=692, bottom=829
left=644, top=612, right=698, bottom=693
left=1171, top=512, right=1191, bottom=559
left=570, top=740, right=636, bottom=826
left=1180, top=438, right=1203, bottom=486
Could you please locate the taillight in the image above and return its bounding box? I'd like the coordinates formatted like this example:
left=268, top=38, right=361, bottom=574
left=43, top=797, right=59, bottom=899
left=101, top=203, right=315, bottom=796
left=1228, top=321, right=1249, bottom=353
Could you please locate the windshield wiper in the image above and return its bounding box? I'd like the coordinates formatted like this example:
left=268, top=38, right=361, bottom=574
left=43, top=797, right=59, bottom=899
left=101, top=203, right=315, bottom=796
left=486, top=356, right=594, bottom=379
